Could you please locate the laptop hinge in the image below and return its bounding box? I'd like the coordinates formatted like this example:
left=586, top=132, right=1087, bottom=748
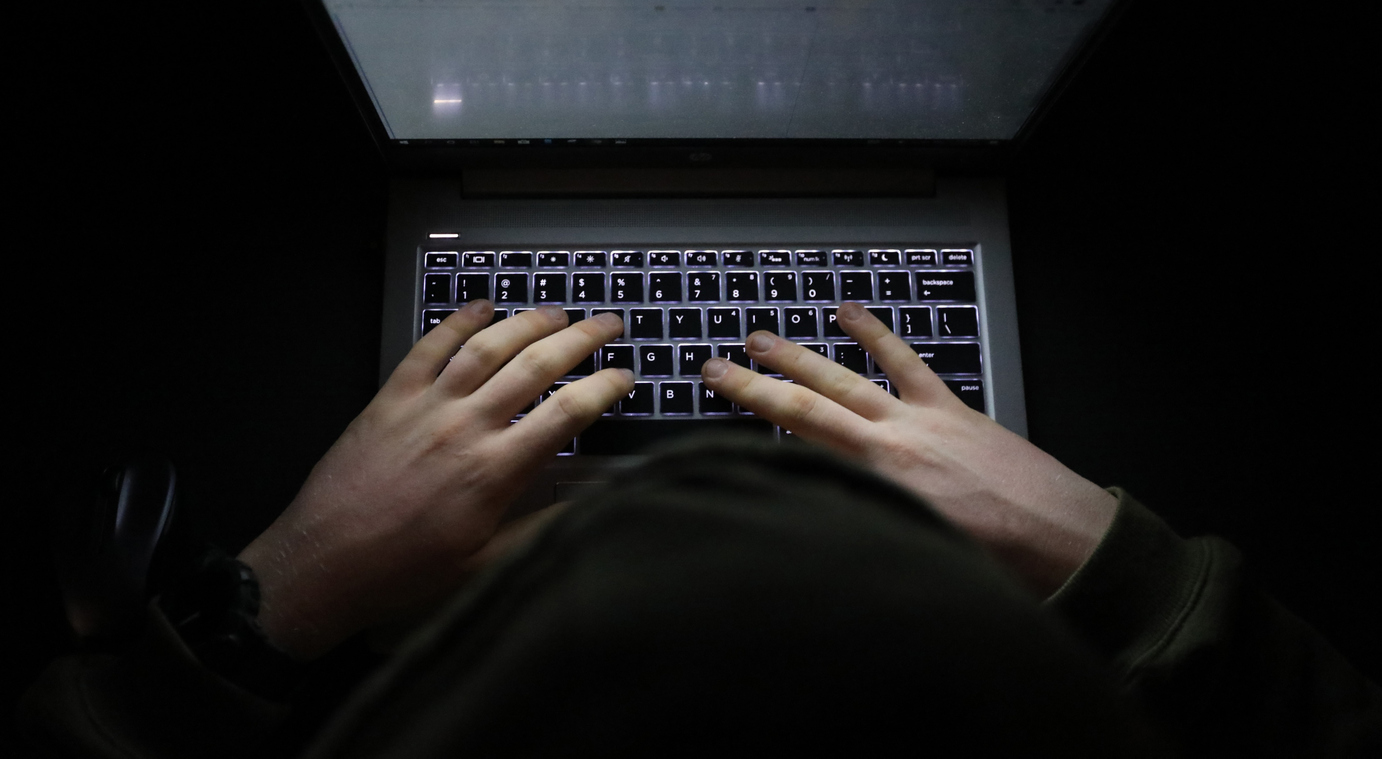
left=461, top=167, right=935, bottom=199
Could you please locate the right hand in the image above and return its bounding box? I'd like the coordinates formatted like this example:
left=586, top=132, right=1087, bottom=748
left=701, top=302, right=1117, bottom=597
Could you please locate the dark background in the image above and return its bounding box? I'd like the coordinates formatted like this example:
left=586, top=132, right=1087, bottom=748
left=9, top=1, right=1373, bottom=753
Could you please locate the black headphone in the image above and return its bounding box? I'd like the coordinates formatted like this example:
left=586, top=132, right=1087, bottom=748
left=51, top=459, right=179, bottom=647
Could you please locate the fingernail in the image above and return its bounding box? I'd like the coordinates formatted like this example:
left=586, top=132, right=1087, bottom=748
left=616, top=368, right=634, bottom=383
left=838, top=301, right=865, bottom=321
left=538, top=305, right=567, bottom=322
left=747, top=332, right=774, bottom=353
left=596, top=311, right=624, bottom=328
left=463, top=298, right=492, bottom=316
left=703, top=358, right=729, bottom=379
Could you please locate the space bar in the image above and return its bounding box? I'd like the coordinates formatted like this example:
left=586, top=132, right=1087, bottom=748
left=579, top=418, right=775, bottom=455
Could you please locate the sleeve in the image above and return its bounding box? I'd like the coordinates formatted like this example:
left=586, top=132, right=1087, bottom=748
left=15, top=601, right=290, bottom=759
left=1045, top=488, right=1382, bottom=757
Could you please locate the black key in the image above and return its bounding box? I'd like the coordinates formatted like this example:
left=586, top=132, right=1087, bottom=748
left=630, top=309, right=664, bottom=339
left=802, top=343, right=829, bottom=359
left=649, top=250, right=681, bottom=267
left=620, top=383, right=655, bottom=415
left=678, top=344, right=712, bottom=375
left=580, top=418, right=773, bottom=453
left=746, top=308, right=780, bottom=335
left=498, top=251, right=532, bottom=267
left=669, top=309, right=702, bottom=338
left=602, top=344, right=635, bottom=370
left=726, top=272, right=759, bottom=301
left=795, top=250, right=826, bottom=266
left=910, top=343, right=982, bottom=374
left=563, top=308, right=586, bottom=324
left=611, top=272, right=644, bottom=303
left=758, top=249, right=790, bottom=266
left=708, top=308, right=741, bottom=338
left=866, top=307, right=894, bottom=333
left=916, top=271, right=977, bottom=301
left=905, top=249, right=937, bottom=266
left=611, top=251, right=645, bottom=267
left=495, top=273, right=528, bottom=303
left=877, top=271, right=911, bottom=301
left=943, top=379, right=986, bottom=412
left=422, top=309, right=454, bottom=335
left=834, top=343, right=868, bottom=373
left=425, top=252, right=458, bottom=268
left=840, top=272, right=873, bottom=300
left=424, top=274, right=450, bottom=303
left=566, top=352, right=596, bottom=377
left=822, top=307, right=846, bottom=337
left=764, top=271, right=797, bottom=301
left=784, top=307, right=817, bottom=338
left=942, top=249, right=974, bottom=266
left=639, top=344, right=673, bottom=376
left=456, top=274, right=489, bottom=302
left=699, top=383, right=734, bottom=414
left=899, top=307, right=933, bottom=338
left=537, top=251, right=571, bottom=267
left=592, top=308, right=626, bottom=336
left=754, top=357, right=781, bottom=376
left=558, top=437, right=576, bottom=455
left=572, top=273, right=605, bottom=303
left=574, top=250, right=607, bottom=267
left=938, top=306, right=980, bottom=337
left=687, top=272, right=720, bottom=302
left=801, top=271, right=835, bottom=301
left=533, top=273, right=567, bottom=303
left=723, top=250, right=753, bottom=267
left=869, top=249, right=901, bottom=266
left=463, top=251, right=496, bottom=267
left=660, top=382, right=694, bottom=414
left=649, top=273, right=682, bottom=302
left=490, top=309, right=509, bottom=325
left=718, top=343, right=750, bottom=369
left=833, top=249, right=863, bottom=266
left=687, top=250, right=718, bottom=266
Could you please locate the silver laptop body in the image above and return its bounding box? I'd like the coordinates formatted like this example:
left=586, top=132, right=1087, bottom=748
left=304, top=0, right=1124, bottom=515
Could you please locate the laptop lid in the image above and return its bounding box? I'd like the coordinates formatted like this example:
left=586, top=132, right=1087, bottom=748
left=302, top=0, right=1124, bottom=182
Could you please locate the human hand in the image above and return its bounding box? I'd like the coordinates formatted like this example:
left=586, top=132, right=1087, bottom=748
left=701, top=302, right=1117, bottom=597
left=238, top=301, right=632, bottom=659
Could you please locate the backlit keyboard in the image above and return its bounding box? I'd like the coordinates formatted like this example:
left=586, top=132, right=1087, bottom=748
left=419, top=245, right=985, bottom=454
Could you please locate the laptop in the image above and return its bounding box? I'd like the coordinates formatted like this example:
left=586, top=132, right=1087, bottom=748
left=302, top=0, right=1123, bottom=516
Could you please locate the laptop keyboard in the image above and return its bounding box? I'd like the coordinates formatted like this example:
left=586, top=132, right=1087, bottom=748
left=420, top=244, right=985, bottom=454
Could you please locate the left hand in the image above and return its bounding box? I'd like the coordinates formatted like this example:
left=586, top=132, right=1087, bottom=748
left=238, top=301, right=632, bottom=659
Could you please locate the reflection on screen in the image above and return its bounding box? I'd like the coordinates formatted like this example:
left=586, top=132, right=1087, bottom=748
left=325, top=0, right=1112, bottom=141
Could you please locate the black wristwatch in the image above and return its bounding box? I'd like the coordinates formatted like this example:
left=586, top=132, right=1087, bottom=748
left=158, top=548, right=307, bottom=701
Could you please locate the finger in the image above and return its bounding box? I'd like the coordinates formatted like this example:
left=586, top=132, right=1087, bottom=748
left=503, top=368, right=634, bottom=456
left=701, top=357, right=874, bottom=450
left=836, top=301, right=954, bottom=407
left=743, top=330, right=896, bottom=421
left=385, top=299, right=495, bottom=396
left=468, top=312, right=626, bottom=420
left=434, top=305, right=570, bottom=397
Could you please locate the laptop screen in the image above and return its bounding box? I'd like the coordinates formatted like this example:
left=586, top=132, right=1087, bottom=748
left=322, top=0, right=1113, bottom=144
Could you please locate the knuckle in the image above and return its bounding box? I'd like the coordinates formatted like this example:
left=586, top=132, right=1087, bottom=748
left=781, top=386, right=820, bottom=422
left=515, top=348, right=562, bottom=378
left=553, top=389, right=592, bottom=422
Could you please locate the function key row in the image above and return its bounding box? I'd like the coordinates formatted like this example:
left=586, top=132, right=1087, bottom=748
left=424, top=248, right=974, bottom=269
left=424, top=270, right=976, bottom=305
